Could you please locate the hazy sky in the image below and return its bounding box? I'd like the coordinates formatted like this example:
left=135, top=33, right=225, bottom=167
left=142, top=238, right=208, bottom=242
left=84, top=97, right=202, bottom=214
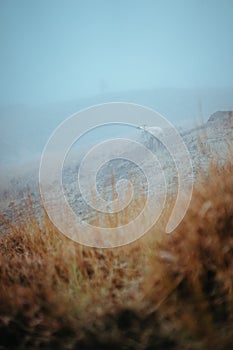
left=1, top=0, right=233, bottom=105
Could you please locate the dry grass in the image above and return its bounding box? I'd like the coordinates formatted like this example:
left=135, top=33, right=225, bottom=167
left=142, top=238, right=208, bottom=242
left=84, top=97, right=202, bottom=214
left=0, top=147, right=233, bottom=349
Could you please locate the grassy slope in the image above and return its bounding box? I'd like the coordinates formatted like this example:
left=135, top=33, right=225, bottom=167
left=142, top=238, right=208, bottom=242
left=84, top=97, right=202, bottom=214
left=0, top=157, right=233, bottom=349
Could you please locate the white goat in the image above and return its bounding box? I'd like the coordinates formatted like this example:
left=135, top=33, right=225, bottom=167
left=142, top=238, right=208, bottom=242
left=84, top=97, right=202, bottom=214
left=138, top=125, right=164, bottom=150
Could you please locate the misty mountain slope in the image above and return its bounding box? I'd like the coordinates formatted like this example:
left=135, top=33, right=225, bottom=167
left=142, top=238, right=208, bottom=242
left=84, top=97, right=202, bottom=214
left=0, top=87, right=233, bottom=165
left=0, top=110, right=232, bottom=234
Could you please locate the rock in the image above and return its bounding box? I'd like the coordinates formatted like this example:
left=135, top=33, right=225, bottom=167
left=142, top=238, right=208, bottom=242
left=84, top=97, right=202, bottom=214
left=207, top=111, right=233, bottom=125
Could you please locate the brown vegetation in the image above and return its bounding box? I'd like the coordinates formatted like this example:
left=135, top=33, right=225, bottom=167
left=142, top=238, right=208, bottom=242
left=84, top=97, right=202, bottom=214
left=0, top=154, right=233, bottom=349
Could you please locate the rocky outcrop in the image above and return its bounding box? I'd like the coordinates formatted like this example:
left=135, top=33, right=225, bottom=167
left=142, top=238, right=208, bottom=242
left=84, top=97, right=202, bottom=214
left=207, top=110, right=233, bottom=126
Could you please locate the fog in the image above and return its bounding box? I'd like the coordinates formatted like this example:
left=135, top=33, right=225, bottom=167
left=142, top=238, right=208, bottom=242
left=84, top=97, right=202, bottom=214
left=1, top=0, right=233, bottom=166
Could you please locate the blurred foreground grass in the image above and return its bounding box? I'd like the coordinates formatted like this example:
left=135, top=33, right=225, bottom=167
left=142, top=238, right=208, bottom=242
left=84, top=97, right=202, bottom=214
left=0, top=148, right=233, bottom=349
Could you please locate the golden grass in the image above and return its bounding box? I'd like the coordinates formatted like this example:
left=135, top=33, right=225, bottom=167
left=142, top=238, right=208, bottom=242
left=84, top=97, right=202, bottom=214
left=0, top=146, right=233, bottom=349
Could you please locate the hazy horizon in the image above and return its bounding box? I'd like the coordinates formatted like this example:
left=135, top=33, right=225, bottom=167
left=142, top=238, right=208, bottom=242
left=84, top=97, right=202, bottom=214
left=1, top=0, right=233, bottom=104
left=1, top=0, right=233, bottom=164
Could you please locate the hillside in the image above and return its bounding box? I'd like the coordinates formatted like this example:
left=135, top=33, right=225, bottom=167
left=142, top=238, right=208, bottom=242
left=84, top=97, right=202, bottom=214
left=0, top=113, right=232, bottom=349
